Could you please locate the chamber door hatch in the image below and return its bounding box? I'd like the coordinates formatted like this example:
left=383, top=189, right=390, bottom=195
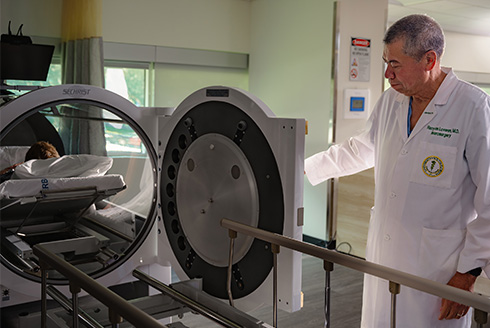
left=157, top=86, right=304, bottom=312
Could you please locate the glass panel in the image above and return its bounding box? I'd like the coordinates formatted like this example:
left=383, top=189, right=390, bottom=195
left=105, top=67, right=147, bottom=106
left=103, top=111, right=146, bottom=158
left=0, top=100, right=155, bottom=282
left=4, top=63, right=62, bottom=96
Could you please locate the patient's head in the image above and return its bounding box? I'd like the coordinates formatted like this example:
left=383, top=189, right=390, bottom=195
left=25, top=141, right=60, bottom=161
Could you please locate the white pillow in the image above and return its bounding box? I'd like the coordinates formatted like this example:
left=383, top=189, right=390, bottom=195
left=13, top=154, right=113, bottom=179
left=0, top=146, right=30, bottom=169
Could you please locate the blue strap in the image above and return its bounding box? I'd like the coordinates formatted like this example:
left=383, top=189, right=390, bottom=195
left=407, top=97, right=413, bottom=137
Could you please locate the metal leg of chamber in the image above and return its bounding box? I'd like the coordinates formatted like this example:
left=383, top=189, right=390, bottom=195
left=324, top=261, right=334, bottom=328
left=389, top=281, right=401, bottom=328
left=41, top=262, right=48, bottom=328
left=227, top=229, right=237, bottom=307
left=271, top=244, right=280, bottom=327
left=474, top=308, right=488, bottom=328
left=70, top=282, right=81, bottom=328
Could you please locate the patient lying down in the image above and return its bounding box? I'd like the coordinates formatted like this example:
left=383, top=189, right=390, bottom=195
left=0, top=141, right=59, bottom=182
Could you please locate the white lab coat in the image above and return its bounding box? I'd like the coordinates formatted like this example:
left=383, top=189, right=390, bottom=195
left=305, top=68, right=490, bottom=328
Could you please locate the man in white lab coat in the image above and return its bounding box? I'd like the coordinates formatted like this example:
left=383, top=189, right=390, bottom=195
left=305, top=14, right=490, bottom=328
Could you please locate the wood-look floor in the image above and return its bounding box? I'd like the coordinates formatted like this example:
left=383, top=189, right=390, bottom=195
left=336, top=168, right=374, bottom=259
left=173, top=254, right=364, bottom=328
left=172, top=254, right=490, bottom=328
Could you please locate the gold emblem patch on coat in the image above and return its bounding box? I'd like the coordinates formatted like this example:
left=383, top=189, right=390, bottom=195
left=422, top=156, right=444, bottom=177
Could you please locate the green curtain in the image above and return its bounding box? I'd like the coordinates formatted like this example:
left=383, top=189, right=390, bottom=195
left=60, top=0, right=106, bottom=156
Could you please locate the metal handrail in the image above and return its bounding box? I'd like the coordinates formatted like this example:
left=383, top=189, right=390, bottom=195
left=33, top=244, right=166, bottom=328
left=31, top=220, right=490, bottom=327
left=220, top=218, right=490, bottom=314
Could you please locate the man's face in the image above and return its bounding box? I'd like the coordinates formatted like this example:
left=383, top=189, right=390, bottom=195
left=383, top=39, right=428, bottom=97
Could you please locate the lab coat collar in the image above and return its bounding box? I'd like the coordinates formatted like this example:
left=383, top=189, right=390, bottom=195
left=431, top=67, right=458, bottom=107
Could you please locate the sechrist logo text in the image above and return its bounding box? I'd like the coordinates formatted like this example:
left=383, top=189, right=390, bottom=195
left=62, top=87, right=91, bottom=97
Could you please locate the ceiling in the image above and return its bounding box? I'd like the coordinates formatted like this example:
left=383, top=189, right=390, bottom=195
left=388, top=0, right=490, bottom=36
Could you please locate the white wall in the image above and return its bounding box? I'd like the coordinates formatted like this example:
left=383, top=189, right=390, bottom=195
left=101, top=0, right=250, bottom=53
left=154, top=63, right=249, bottom=107
left=443, top=31, right=490, bottom=75
left=249, top=0, right=335, bottom=240
left=248, top=0, right=388, bottom=241
left=0, top=0, right=62, bottom=38
left=1, top=0, right=250, bottom=54
left=334, top=0, right=387, bottom=144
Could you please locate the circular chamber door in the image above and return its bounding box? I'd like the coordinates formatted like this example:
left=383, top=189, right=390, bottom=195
left=159, top=88, right=285, bottom=300
left=0, top=85, right=158, bottom=285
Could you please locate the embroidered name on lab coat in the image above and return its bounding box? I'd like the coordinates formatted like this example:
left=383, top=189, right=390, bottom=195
left=427, top=125, right=460, bottom=139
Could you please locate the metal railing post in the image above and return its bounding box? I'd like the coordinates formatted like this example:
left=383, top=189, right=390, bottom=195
left=389, top=281, right=401, bottom=328
left=33, top=245, right=165, bottom=328
left=227, top=229, right=237, bottom=307
left=324, top=261, right=334, bottom=328
left=474, top=308, right=488, bottom=328
left=46, top=285, right=103, bottom=328
left=326, top=178, right=338, bottom=250
left=70, top=282, right=81, bottom=328
left=271, top=243, right=280, bottom=327
left=109, top=308, right=123, bottom=328
left=40, top=261, right=48, bottom=328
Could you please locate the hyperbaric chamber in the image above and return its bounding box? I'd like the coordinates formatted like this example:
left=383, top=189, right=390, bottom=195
left=0, top=84, right=304, bottom=322
left=0, top=85, right=162, bottom=310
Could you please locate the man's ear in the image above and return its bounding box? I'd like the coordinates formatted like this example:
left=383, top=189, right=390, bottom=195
left=425, top=50, right=437, bottom=71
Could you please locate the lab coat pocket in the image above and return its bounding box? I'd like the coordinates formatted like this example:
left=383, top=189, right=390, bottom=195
left=418, top=227, right=465, bottom=281
left=410, top=142, right=457, bottom=189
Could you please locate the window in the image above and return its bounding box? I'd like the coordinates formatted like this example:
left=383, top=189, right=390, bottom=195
left=103, top=111, right=147, bottom=158
left=4, top=58, right=62, bottom=96
left=5, top=58, right=151, bottom=158
left=103, top=61, right=151, bottom=157
left=104, top=61, right=150, bottom=107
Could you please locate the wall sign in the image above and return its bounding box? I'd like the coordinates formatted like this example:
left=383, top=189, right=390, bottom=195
left=349, top=37, right=371, bottom=82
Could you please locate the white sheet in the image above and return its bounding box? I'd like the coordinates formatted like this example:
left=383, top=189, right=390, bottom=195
left=0, top=174, right=125, bottom=200
left=13, top=155, right=113, bottom=179
left=0, top=146, right=30, bottom=169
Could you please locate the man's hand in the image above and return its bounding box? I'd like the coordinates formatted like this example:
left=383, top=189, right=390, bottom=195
left=438, top=271, right=477, bottom=320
